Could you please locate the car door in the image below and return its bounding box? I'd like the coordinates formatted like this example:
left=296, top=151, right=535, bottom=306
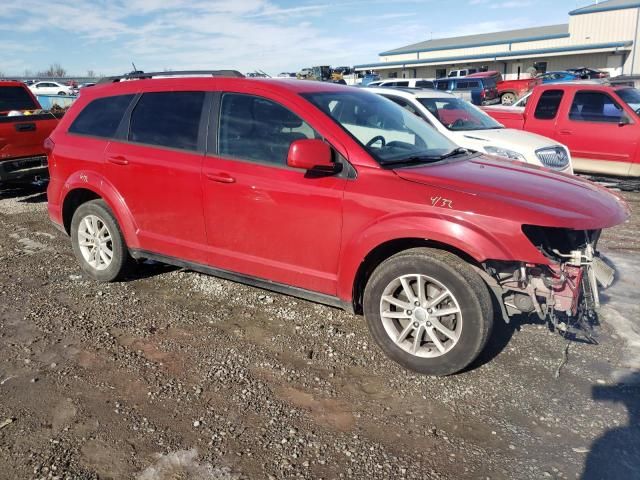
left=555, top=89, right=638, bottom=176
left=103, top=90, right=210, bottom=263
left=202, top=92, right=347, bottom=295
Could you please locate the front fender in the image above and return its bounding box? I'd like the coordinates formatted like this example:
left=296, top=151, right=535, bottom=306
left=336, top=211, right=541, bottom=301
left=62, top=171, right=140, bottom=249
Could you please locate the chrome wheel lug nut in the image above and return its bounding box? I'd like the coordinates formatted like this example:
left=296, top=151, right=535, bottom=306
left=407, top=310, right=412, bottom=316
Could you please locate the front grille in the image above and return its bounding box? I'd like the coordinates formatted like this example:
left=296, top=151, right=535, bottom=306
left=536, top=146, right=569, bottom=170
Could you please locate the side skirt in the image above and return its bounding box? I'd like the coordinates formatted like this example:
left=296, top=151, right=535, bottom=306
left=129, top=249, right=355, bottom=314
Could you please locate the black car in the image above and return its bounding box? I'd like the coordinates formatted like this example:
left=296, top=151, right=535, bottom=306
left=566, top=67, right=609, bottom=80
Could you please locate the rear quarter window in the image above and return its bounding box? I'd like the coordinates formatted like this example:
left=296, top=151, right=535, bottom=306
left=68, top=94, right=134, bottom=138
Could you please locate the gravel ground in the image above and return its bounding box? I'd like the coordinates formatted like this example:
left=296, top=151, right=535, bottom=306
left=0, top=184, right=638, bottom=480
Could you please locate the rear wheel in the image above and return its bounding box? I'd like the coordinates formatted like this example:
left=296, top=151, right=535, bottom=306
left=70, top=200, right=130, bottom=282
left=57, top=91, right=67, bottom=95
left=501, top=92, right=517, bottom=105
left=363, top=248, right=493, bottom=376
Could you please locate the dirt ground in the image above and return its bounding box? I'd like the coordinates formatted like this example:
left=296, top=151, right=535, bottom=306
left=0, top=185, right=638, bottom=480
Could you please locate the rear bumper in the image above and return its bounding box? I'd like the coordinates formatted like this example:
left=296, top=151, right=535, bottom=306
left=0, top=155, right=48, bottom=183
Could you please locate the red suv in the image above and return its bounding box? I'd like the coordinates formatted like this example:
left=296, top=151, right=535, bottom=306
left=46, top=71, right=629, bottom=375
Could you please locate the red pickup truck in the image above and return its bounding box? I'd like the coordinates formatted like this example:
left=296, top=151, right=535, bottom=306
left=484, top=83, right=640, bottom=177
left=467, top=71, right=540, bottom=106
left=0, top=81, right=59, bottom=183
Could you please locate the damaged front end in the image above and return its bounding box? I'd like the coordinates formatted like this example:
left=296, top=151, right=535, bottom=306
left=482, top=226, right=615, bottom=332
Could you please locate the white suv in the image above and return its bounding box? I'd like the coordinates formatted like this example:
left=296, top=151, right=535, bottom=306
left=368, top=87, right=573, bottom=173
left=367, top=78, right=434, bottom=89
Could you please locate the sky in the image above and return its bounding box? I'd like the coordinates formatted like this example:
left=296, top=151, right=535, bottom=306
left=0, top=0, right=602, bottom=77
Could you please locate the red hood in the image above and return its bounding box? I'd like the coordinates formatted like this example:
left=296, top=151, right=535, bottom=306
left=393, top=155, right=630, bottom=230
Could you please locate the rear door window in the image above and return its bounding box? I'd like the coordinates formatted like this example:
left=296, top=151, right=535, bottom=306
left=435, top=81, right=449, bottom=91
left=534, top=90, right=564, bottom=120
left=0, top=86, right=38, bottom=111
left=128, top=91, right=205, bottom=151
left=456, top=82, right=469, bottom=89
left=569, top=91, right=624, bottom=123
left=415, top=80, right=433, bottom=88
left=217, top=93, right=318, bottom=165
left=69, top=94, right=134, bottom=138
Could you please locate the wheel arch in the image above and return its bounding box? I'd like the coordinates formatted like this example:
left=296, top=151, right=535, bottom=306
left=61, top=177, right=140, bottom=249
left=348, top=237, right=483, bottom=315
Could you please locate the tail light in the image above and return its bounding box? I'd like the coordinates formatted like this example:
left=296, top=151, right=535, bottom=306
left=43, top=137, right=55, bottom=153
left=480, top=89, right=486, bottom=99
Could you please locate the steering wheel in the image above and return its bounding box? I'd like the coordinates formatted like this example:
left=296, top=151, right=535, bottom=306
left=366, top=135, right=386, bottom=148
left=448, top=119, right=466, bottom=129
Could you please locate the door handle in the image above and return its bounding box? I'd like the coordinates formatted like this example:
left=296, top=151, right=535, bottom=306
left=558, top=130, right=572, bottom=136
left=107, top=155, right=129, bottom=165
left=206, top=173, right=235, bottom=183
left=15, top=123, right=36, bottom=132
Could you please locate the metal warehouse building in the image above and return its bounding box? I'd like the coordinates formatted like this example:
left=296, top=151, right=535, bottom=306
left=355, top=0, right=640, bottom=80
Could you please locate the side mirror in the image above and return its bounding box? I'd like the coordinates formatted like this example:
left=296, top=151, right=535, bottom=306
left=287, top=139, right=336, bottom=172
left=619, top=115, right=631, bottom=126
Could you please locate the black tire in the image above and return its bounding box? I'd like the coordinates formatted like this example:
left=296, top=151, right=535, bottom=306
left=363, top=248, right=494, bottom=376
left=70, top=199, right=131, bottom=282
left=57, top=91, right=67, bottom=95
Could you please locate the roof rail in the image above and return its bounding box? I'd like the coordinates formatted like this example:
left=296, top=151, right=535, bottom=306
left=97, top=70, right=245, bottom=84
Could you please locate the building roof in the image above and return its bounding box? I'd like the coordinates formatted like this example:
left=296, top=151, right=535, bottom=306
left=356, top=41, right=632, bottom=70
left=379, top=24, right=569, bottom=56
left=569, top=0, right=640, bottom=16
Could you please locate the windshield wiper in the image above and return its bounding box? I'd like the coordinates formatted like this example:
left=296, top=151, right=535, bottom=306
left=380, top=147, right=470, bottom=166
left=434, top=147, right=470, bottom=160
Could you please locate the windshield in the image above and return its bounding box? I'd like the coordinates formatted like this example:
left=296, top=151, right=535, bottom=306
left=417, top=96, right=503, bottom=131
left=618, top=88, right=640, bottom=114
left=302, top=90, right=458, bottom=164
left=0, top=86, right=38, bottom=113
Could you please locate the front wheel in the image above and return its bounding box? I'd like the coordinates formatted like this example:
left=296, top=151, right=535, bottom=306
left=70, top=200, right=130, bottom=282
left=363, top=248, right=493, bottom=376
left=57, top=91, right=67, bottom=95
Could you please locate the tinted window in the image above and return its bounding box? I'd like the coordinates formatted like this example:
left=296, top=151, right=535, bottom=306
left=415, top=80, right=433, bottom=88
left=395, top=81, right=409, bottom=87
left=436, top=81, right=449, bottom=91
left=69, top=94, right=134, bottom=138
left=129, top=91, right=204, bottom=151
left=218, top=93, right=317, bottom=165
left=456, top=82, right=469, bottom=89
left=569, top=91, right=624, bottom=123
left=0, top=86, right=38, bottom=111
left=534, top=90, right=563, bottom=120
left=467, top=81, right=480, bottom=88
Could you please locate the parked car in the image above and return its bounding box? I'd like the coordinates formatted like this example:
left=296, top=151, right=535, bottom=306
left=367, top=78, right=434, bottom=89
left=29, top=81, right=73, bottom=96
left=277, top=73, right=296, bottom=78
left=483, top=83, right=640, bottom=177
left=369, top=87, right=572, bottom=173
left=566, top=67, right=609, bottom=80
left=466, top=71, right=540, bottom=106
left=0, top=81, right=59, bottom=183
left=46, top=74, right=628, bottom=376
left=433, top=76, right=500, bottom=106
left=360, top=73, right=381, bottom=86
left=537, top=71, right=581, bottom=84
left=448, top=68, right=478, bottom=78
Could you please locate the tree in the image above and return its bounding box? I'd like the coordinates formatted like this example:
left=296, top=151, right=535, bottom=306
left=40, top=63, right=67, bottom=78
